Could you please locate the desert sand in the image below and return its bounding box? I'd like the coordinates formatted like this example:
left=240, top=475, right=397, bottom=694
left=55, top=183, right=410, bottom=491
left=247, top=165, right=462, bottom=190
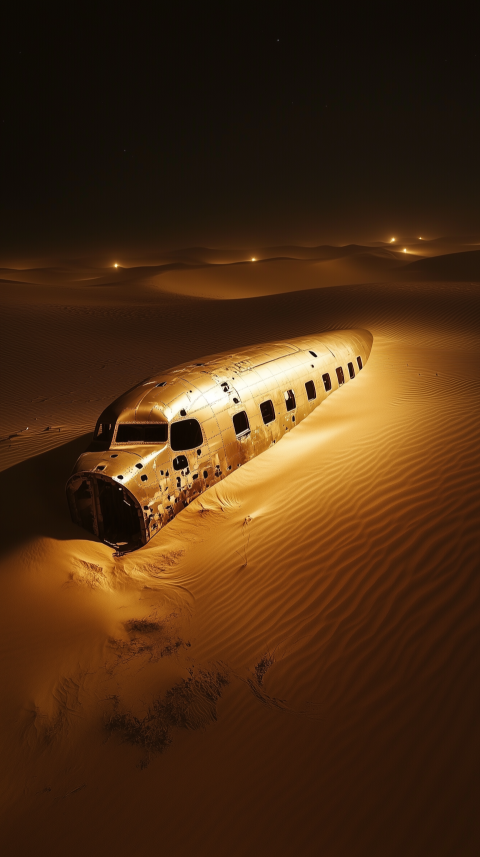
left=0, top=240, right=479, bottom=856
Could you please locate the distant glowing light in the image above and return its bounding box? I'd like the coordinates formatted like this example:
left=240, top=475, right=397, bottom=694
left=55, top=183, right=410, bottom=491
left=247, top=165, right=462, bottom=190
left=114, top=263, right=119, bottom=268
left=390, top=238, right=395, bottom=242
left=418, top=236, right=423, bottom=239
left=251, top=257, right=256, bottom=261
left=403, top=248, right=407, bottom=253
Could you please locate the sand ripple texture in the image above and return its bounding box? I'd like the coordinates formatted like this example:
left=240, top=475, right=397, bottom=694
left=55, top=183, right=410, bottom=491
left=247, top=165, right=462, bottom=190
left=0, top=260, right=479, bottom=857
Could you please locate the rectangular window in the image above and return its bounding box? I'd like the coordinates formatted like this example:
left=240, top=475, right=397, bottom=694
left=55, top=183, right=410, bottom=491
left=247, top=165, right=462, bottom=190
left=284, top=389, right=296, bottom=411
left=116, top=423, right=169, bottom=444
left=336, top=367, right=345, bottom=386
left=305, top=380, right=316, bottom=401
left=260, top=399, right=275, bottom=425
left=233, top=410, right=250, bottom=437
left=322, top=373, right=332, bottom=392
left=348, top=362, right=355, bottom=379
left=357, top=356, right=363, bottom=370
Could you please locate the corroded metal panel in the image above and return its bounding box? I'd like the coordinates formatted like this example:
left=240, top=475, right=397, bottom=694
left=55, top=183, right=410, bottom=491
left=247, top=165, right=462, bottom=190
left=66, top=329, right=373, bottom=551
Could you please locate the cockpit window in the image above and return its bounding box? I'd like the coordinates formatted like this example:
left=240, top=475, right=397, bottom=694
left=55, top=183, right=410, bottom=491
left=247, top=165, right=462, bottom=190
left=95, top=422, right=114, bottom=444
left=170, top=418, right=203, bottom=451
left=116, top=423, right=168, bottom=444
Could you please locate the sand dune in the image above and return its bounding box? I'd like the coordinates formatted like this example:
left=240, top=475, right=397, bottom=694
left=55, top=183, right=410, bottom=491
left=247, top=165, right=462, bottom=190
left=0, top=243, right=479, bottom=856
left=2, top=239, right=477, bottom=303
left=401, top=248, right=480, bottom=280
left=145, top=254, right=400, bottom=298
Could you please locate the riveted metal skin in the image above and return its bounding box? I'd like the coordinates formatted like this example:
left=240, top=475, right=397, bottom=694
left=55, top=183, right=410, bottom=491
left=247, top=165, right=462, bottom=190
left=66, top=329, right=373, bottom=551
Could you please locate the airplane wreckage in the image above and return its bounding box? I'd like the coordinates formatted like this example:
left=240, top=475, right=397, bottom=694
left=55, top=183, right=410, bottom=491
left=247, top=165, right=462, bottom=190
left=67, top=329, right=373, bottom=552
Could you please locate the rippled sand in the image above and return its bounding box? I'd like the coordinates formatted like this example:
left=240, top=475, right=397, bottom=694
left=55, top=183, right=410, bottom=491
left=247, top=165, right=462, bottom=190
left=1, top=245, right=479, bottom=856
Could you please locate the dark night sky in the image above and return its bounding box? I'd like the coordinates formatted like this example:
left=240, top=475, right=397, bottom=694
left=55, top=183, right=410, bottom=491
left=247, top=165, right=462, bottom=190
left=1, top=7, right=479, bottom=257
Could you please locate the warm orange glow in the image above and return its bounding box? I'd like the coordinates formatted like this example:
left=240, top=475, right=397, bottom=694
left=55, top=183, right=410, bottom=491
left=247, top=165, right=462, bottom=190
left=251, top=257, right=256, bottom=262
left=390, top=238, right=395, bottom=243
left=114, top=263, right=119, bottom=268
left=403, top=248, right=407, bottom=253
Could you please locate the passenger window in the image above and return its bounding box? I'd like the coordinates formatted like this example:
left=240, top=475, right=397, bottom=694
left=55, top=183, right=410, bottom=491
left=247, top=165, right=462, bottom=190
left=305, top=380, right=316, bottom=401
left=336, top=367, right=345, bottom=386
left=284, top=389, right=296, bottom=411
left=322, top=373, right=332, bottom=392
left=348, top=362, right=355, bottom=379
left=309, top=350, right=317, bottom=357
left=233, top=411, right=250, bottom=437
left=170, top=418, right=203, bottom=451
left=260, top=400, right=275, bottom=425
left=116, top=423, right=168, bottom=444
left=357, top=356, right=363, bottom=370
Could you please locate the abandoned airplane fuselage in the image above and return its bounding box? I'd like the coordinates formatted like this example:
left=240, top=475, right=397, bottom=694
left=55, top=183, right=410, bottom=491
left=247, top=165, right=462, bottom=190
left=66, top=329, right=373, bottom=551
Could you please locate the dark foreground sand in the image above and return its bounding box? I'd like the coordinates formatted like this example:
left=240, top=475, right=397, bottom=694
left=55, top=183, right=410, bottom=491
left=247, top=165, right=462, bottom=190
left=0, top=241, right=479, bottom=856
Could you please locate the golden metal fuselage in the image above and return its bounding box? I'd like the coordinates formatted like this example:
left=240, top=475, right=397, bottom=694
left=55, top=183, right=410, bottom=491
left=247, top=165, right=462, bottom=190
left=66, top=329, right=373, bottom=551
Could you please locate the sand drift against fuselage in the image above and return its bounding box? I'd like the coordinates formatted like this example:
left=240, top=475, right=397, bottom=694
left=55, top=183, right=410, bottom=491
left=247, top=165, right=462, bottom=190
left=66, top=330, right=373, bottom=551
